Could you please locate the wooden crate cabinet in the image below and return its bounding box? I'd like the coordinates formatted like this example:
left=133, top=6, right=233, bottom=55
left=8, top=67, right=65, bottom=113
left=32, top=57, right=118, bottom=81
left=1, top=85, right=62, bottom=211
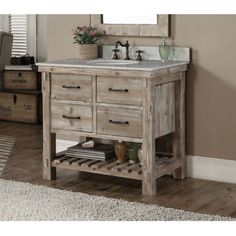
left=0, top=91, right=42, bottom=124
left=3, top=70, right=41, bottom=91
left=38, top=61, right=187, bottom=196
left=0, top=66, right=42, bottom=124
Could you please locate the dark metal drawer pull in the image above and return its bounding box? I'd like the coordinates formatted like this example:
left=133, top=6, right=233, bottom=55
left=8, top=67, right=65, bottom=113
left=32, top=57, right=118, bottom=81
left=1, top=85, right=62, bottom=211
left=62, top=115, right=81, bottom=120
left=62, top=85, right=81, bottom=89
left=108, top=88, right=128, bottom=93
left=109, top=120, right=129, bottom=125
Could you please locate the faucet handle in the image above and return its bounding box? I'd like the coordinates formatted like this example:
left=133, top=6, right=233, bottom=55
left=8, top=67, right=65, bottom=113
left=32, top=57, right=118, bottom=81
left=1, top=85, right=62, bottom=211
left=135, top=50, right=144, bottom=61
left=112, top=48, right=120, bottom=60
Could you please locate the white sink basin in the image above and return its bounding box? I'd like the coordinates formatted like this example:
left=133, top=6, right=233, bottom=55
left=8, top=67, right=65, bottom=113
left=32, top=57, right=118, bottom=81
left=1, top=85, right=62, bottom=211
left=87, top=59, right=139, bottom=65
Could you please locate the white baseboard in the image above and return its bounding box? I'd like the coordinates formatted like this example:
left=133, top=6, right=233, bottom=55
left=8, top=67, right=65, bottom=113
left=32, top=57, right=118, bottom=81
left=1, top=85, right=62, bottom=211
left=187, top=155, right=236, bottom=184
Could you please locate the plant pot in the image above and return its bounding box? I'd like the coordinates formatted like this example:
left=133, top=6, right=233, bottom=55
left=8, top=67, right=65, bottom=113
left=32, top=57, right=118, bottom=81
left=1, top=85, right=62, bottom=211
left=77, top=44, right=98, bottom=59
left=127, top=148, right=139, bottom=164
left=127, top=142, right=141, bottom=164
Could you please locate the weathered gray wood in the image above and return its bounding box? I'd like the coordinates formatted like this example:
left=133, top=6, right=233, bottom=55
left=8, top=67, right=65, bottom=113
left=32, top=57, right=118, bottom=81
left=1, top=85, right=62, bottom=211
left=52, top=128, right=143, bottom=143
left=91, top=15, right=169, bottom=37
left=3, top=71, right=38, bottom=90
left=0, top=92, right=38, bottom=123
left=38, top=64, right=187, bottom=79
left=142, top=78, right=157, bottom=195
left=39, top=62, right=187, bottom=196
left=97, top=76, right=142, bottom=106
left=173, top=72, right=186, bottom=179
left=42, top=72, right=56, bottom=180
left=51, top=102, right=93, bottom=133
left=51, top=73, right=92, bottom=101
left=154, top=82, right=175, bottom=138
left=52, top=156, right=142, bottom=180
left=97, top=107, right=142, bottom=138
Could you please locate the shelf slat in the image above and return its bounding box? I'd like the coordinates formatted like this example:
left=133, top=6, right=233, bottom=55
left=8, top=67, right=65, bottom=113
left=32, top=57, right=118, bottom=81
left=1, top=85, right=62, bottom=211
left=52, top=155, right=142, bottom=180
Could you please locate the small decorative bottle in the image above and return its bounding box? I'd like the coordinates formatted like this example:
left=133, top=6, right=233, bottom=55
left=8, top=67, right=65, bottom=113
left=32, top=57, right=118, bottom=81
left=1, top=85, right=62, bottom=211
left=159, top=37, right=170, bottom=63
left=115, top=140, right=127, bottom=163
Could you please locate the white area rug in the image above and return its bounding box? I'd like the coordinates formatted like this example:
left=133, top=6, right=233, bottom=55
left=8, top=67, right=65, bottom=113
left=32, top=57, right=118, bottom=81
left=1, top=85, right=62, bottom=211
left=0, top=135, right=15, bottom=177
left=0, top=179, right=232, bottom=221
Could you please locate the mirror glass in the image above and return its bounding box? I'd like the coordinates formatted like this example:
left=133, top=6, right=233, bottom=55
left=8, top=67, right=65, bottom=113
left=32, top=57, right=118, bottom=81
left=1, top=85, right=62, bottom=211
left=102, top=14, right=157, bottom=25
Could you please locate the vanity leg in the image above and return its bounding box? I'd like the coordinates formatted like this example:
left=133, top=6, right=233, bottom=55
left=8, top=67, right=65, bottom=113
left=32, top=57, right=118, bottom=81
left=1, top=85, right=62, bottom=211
left=142, top=79, right=156, bottom=196
left=142, top=139, right=156, bottom=195
left=43, top=133, right=56, bottom=180
left=42, top=72, right=56, bottom=180
left=173, top=73, right=186, bottom=179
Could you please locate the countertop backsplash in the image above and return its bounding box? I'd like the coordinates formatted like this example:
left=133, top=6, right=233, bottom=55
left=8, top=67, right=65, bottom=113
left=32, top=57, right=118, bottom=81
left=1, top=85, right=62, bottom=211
left=102, top=45, right=190, bottom=62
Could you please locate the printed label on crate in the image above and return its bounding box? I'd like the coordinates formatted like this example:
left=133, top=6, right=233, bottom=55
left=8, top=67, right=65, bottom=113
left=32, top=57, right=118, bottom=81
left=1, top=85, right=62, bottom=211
left=23, top=104, right=32, bottom=111
left=11, top=79, right=27, bottom=84
left=0, top=106, right=12, bottom=117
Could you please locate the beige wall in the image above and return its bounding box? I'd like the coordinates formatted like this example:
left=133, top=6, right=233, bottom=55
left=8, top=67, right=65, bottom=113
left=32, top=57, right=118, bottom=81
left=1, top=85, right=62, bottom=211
left=47, top=14, right=90, bottom=61
left=37, top=14, right=90, bottom=61
left=38, top=15, right=236, bottom=161
left=173, top=15, right=236, bottom=160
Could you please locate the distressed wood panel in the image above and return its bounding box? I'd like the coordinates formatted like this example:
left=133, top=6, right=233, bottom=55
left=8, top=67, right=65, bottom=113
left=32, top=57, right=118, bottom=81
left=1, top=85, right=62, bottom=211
left=42, top=72, right=56, bottom=180
left=154, top=82, right=175, bottom=138
left=142, top=79, right=157, bottom=195
left=97, top=76, right=142, bottom=106
left=173, top=72, right=186, bottom=179
left=97, top=107, right=142, bottom=138
left=51, top=74, right=92, bottom=101
left=3, top=71, right=39, bottom=90
left=91, top=15, right=170, bottom=37
left=51, top=102, right=93, bottom=133
left=52, top=156, right=142, bottom=180
left=0, top=92, right=39, bottom=124
left=38, top=64, right=187, bottom=79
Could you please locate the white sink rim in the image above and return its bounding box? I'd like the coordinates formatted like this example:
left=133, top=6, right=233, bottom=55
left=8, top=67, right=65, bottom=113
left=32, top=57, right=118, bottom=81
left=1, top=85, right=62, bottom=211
left=87, top=59, right=139, bottom=65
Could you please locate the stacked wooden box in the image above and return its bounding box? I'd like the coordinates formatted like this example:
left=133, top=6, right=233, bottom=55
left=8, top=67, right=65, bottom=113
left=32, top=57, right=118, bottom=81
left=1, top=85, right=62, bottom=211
left=0, top=65, right=42, bottom=124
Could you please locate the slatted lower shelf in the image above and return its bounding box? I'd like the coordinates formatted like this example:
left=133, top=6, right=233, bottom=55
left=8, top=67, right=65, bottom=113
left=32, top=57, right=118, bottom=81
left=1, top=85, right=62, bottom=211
left=52, top=155, right=143, bottom=180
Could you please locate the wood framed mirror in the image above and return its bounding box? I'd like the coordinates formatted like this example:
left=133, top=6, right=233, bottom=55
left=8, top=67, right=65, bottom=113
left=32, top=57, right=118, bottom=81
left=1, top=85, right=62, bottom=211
left=91, top=14, right=170, bottom=37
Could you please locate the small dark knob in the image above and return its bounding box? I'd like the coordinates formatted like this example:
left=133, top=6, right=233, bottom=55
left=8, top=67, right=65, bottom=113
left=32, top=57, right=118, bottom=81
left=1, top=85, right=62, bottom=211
left=136, top=50, right=144, bottom=61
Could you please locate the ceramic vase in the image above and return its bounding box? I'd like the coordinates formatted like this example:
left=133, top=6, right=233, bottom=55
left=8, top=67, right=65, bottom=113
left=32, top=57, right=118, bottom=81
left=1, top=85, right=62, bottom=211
left=115, top=141, right=127, bottom=163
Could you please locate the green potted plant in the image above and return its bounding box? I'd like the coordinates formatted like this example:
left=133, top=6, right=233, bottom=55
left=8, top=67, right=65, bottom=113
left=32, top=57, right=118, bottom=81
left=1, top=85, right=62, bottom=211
left=73, top=26, right=105, bottom=59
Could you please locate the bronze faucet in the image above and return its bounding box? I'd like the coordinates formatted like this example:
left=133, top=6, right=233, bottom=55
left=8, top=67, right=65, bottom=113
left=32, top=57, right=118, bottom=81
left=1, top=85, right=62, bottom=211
left=114, top=40, right=130, bottom=60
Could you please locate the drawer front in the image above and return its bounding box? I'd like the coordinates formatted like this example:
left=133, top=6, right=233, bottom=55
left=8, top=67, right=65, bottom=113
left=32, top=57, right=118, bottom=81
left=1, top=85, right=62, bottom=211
left=51, top=74, right=92, bottom=101
left=51, top=103, right=93, bottom=132
left=3, top=71, right=38, bottom=90
left=97, top=76, right=142, bottom=105
left=97, top=107, right=142, bottom=138
left=0, top=92, right=39, bottom=124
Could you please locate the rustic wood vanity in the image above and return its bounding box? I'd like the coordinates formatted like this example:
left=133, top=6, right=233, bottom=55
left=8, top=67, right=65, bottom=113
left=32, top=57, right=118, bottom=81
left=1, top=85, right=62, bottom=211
left=38, top=58, right=188, bottom=196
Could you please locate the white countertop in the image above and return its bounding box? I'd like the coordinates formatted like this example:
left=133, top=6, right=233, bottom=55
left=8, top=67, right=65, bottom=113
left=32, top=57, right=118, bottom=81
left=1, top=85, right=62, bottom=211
left=37, top=58, right=188, bottom=72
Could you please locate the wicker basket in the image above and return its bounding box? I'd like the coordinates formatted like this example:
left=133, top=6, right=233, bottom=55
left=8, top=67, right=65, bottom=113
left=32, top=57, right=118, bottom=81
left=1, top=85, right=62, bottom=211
left=77, top=44, right=98, bottom=59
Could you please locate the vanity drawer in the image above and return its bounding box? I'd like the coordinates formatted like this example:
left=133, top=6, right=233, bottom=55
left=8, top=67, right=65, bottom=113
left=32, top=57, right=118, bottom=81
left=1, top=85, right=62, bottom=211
left=51, top=74, right=92, bottom=101
left=51, top=103, right=93, bottom=132
left=97, top=107, right=142, bottom=138
left=97, top=76, right=142, bottom=105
